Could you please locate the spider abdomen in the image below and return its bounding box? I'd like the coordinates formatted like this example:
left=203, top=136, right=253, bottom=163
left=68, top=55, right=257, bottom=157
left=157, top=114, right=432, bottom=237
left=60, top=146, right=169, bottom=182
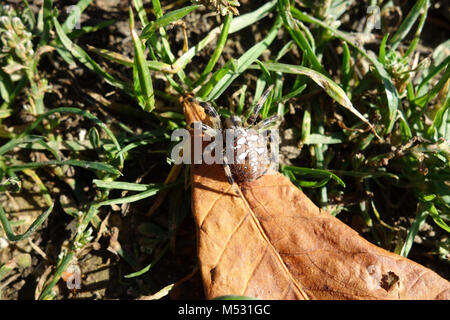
left=228, top=128, right=270, bottom=182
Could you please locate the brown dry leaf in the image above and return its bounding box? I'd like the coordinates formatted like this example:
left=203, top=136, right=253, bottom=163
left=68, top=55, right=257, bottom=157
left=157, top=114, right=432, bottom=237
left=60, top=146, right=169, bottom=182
left=181, top=95, right=450, bottom=300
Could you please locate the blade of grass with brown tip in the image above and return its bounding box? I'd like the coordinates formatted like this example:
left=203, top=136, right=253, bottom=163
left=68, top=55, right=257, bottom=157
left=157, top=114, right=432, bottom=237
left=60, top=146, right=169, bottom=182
left=291, top=8, right=402, bottom=136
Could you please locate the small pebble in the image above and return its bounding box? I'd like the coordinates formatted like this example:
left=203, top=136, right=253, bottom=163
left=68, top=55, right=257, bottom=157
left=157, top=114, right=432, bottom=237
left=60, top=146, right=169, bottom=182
left=0, top=237, right=9, bottom=249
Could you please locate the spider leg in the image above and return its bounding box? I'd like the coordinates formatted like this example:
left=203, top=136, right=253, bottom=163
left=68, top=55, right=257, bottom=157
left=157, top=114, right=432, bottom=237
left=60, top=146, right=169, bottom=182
left=224, top=115, right=242, bottom=129
left=199, top=101, right=221, bottom=130
left=222, top=154, right=235, bottom=185
left=267, top=128, right=280, bottom=169
left=246, top=84, right=274, bottom=126
left=223, top=163, right=235, bottom=185
left=223, top=155, right=243, bottom=196
left=251, top=115, right=280, bottom=131
left=190, top=122, right=218, bottom=137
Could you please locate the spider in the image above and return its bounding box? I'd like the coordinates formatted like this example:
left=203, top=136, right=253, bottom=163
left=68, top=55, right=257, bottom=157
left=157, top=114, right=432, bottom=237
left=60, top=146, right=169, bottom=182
left=190, top=85, right=280, bottom=185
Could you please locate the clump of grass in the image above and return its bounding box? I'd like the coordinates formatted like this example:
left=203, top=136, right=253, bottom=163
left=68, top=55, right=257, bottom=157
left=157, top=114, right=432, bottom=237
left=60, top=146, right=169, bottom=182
left=0, top=3, right=51, bottom=115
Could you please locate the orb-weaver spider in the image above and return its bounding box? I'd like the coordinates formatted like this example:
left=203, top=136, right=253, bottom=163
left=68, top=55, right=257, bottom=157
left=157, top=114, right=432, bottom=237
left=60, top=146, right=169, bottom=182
left=190, top=85, right=280, bottom=185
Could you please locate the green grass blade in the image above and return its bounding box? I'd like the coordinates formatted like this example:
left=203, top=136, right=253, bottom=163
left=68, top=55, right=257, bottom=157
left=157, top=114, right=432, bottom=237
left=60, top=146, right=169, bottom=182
left=190, top=11, right=233, bottom=89
left=53, top=17, right=130, bottom=93
left=97, top=185, right=168, bottom=207
left=274, top=40, right=294, bottom=61
left=133, top=0, right=149, bottom=25
left=87, top=45, right=177, bottom=73
left=23, top=0, right=36, bottom=29
left=415, top=62, right=450, bottom=108
left=404, top=0, right=429, bottom=57
left=39, top=251, right=75, bottom=299
left=62, top=0, right=94, bottom=33
left=130, top=8, right=155, bottom=112
left=205, top=16, right=282, bottom=100
left=330, top=170, right=399, bottom=181
left=295, top=177, right=332, bottom=188
left=39, top=0, right=53, bottom=46
left=378, top=33, right=389, bottom=65
left=236, top=84, right=247, bottom=115
left=22, top=169, right=52, bottom=206
left=428, top=204, right=450, bottom=233
left=124, top=243, right=169, bottom=278
left=260, top=62, right=377, bottom=136
left=279, top=83, right=307, bottom=102
left=0, top=70, right=12, bottom=103
left=400, top=207, right=429, bottom=257
left=278, top=0, right=326, bottom=74
left=389, top=0, right=428, bottom=51
left=141, top=5, right=201, bottom=39
left=427, top=97, right=450, bottom=139
left=0, top=136, right=58, bottom=158
left=196, top=60, right=234, bottom=98
left=151, top=0, right=163, bottom=18
left=0, top=203, right=54, bottom=241
left=341, top=41, right=351, bottom=94
left=18, top=107, right=123, bottom=166
left=148, top=0, right=182, bottom=87
left=8, top=160, right=121, bottom=176
left=416, top=55, right=450, bottom=98
left=0, top=75, right=27, bottom=111
left=281, top=165, right=346, bottom=187
left=370, top=200, right=400, bottom=231
left=68, top=20, right=115, bottom=39
left=93, top=180, right=166, bottom=192
left=300, top=105, right=311, bottom=143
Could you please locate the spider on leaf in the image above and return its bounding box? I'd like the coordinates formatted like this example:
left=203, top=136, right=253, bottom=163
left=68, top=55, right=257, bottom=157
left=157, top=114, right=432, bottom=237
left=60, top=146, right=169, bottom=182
left=190, top=85, right=280, bottom=185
